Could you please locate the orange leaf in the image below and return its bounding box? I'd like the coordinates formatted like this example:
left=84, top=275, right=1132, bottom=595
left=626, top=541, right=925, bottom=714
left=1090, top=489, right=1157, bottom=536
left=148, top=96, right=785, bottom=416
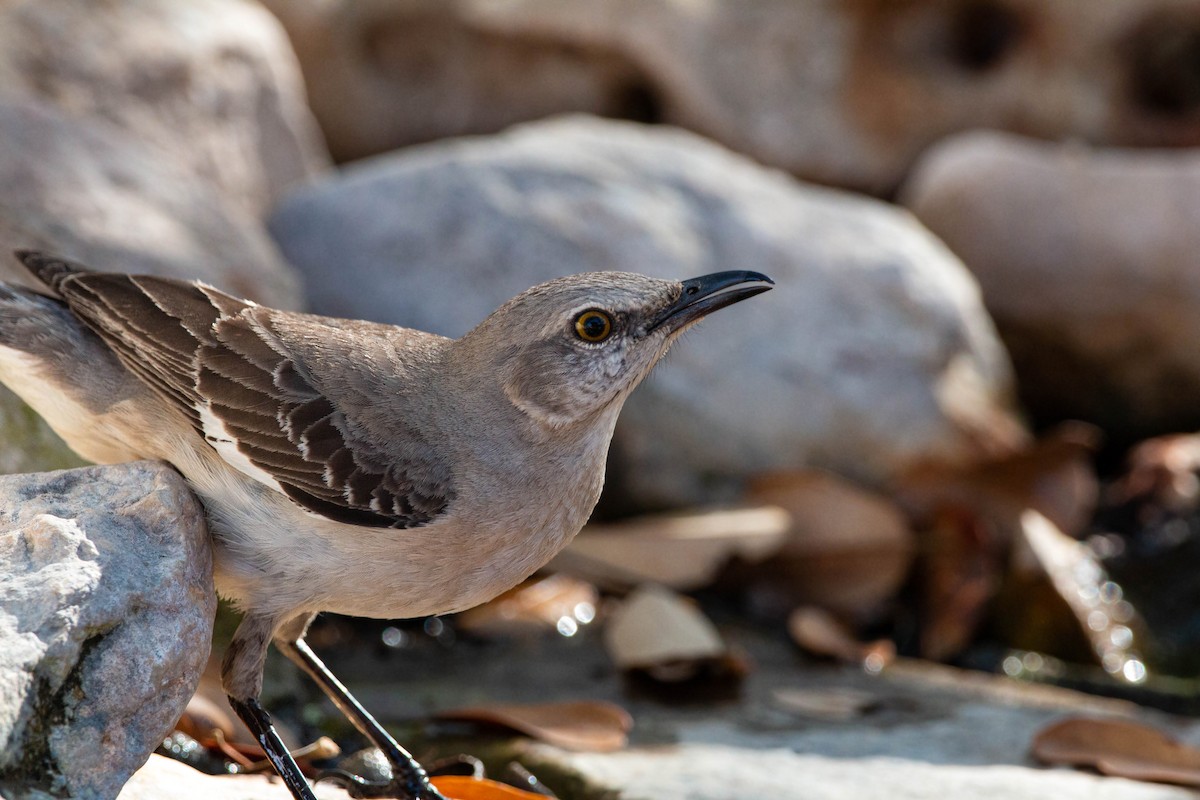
left=437, top=700, right=632, bottom=752
left=431, top=775, right=551, bottom=799
left=786, top=605, right=895, bottom=672
left=1033, top=717, right=1200, bottom=786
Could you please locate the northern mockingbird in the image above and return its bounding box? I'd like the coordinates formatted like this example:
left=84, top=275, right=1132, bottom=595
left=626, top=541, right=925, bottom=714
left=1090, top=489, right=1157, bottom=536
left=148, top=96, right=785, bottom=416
left=0, top=250, right=772, bottom=799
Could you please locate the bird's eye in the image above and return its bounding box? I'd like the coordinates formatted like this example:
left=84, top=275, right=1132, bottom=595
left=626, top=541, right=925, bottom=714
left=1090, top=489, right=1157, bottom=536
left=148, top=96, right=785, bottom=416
left=574, top=310, right=613, bottom=343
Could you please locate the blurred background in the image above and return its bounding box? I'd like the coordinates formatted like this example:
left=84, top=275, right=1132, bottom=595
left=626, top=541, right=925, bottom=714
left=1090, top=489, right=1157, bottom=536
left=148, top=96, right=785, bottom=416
left=7, top=0, right=1200, bottom=795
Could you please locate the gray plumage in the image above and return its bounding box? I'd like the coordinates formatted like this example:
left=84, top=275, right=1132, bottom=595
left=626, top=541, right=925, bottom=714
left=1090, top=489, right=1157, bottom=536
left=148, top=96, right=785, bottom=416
left=0, top=250, right=770, bottom=799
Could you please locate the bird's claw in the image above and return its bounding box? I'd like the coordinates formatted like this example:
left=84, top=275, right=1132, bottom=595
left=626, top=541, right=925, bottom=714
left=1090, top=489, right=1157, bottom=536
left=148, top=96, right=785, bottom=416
left=315, top=754, right=462, bottom=800
left=315, top=768, right=448, bottom=800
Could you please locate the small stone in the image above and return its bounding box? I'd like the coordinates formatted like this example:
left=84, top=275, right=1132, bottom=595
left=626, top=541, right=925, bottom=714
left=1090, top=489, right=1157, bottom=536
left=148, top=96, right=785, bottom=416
left=0, top=462, right=216, bottom=800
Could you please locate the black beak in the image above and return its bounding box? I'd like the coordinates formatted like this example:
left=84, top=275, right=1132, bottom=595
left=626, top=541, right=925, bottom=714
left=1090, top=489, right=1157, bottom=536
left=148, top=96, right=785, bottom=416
left=648, top=271, right=774, bottom=333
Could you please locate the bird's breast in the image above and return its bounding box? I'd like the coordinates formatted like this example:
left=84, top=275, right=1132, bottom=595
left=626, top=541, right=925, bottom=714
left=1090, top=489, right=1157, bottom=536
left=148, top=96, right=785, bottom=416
left=201, top=411, right=615, bottom=623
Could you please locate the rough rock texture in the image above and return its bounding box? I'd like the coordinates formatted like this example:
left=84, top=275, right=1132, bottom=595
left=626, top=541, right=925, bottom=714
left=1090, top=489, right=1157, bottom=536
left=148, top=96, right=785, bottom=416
left=0, top=462, right=216, bottom=800
left=903, top=130, right=1200, bottom=439
left=262, top=0, right=1200, bottom=193
left=270, top=116, right=1024, bottom=508
left=0, top=0, right=329, bottom=217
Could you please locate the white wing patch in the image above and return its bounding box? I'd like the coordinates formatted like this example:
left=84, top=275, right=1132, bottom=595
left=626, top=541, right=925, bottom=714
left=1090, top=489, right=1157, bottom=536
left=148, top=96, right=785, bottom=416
left=198, top=402, right=285, bottom=494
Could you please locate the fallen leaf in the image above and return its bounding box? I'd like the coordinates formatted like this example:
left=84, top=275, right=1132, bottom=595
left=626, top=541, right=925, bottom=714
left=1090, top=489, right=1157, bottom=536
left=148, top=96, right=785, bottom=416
left=886, top=425, right=1101, bottom=662
left=897, top=422, right=1101, bottom=540
left=918, top=506, right=999, bottom=661
left=175, top=691, right=236, bottom=742
left=786, top=606, right=895, bottom=672
left=436, top=700, right=632, bottom=752
left=549, top=506, right=789, bottom=591
left=744, top=470, right=915, bottom=622
left=1032, top=717, right=1200, bottom=786
left=456, top=574, right=599, bottom=638
left=603, top=584, right=726, bottom=671
left=1108, top=433, right=1200, bottom=513
left=431, top=775, right=554, bottom=800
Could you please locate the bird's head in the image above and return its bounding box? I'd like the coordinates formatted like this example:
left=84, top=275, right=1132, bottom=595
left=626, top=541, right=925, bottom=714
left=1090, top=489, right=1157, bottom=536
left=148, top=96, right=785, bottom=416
left=460, top=271, right=773, bottom=429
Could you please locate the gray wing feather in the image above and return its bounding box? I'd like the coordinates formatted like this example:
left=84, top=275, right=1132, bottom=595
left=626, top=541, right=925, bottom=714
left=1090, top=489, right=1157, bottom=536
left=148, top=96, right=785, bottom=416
left=17, top=251, right=450, bottom=529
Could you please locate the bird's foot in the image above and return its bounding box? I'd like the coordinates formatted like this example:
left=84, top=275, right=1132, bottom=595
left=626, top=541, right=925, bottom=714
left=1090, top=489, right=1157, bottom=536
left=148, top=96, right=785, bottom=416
left=313, top=769, right=395, bottom=799
left=314, top=769, right=449, bottom=800
left=315, top=749, right=469, bottom=800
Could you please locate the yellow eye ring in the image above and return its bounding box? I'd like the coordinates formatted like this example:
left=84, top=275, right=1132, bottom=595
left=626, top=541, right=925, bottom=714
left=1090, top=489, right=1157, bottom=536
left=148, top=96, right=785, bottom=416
left=574, top=310, right=613, bottom=343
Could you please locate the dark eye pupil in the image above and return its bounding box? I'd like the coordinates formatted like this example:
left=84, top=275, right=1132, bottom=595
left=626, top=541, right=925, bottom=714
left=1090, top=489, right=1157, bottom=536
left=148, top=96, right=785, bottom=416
left=575, top=311, right=612, bottom=342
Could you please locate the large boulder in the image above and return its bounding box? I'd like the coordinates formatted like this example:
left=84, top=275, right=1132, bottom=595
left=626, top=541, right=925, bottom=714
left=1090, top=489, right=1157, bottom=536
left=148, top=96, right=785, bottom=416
left=0, top=462, right=216, bottom=800
left=0, top=100, right=302, bottom=306
left=0, top=0, right=329, bottom=218
left=270, top=116, right=1025, bottom=509
left=262, top=0, right=1200, bottom=194
left=902, top=130, right=1200, bottom=439
left=0, top=98, right=305, bottom=474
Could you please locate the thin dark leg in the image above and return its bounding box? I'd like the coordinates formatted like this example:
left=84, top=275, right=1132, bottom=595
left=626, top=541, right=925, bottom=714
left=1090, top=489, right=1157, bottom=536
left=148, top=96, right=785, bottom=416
left=276, top=631, right=448, bottom=800
left=228, top=696, right=318, bottom=800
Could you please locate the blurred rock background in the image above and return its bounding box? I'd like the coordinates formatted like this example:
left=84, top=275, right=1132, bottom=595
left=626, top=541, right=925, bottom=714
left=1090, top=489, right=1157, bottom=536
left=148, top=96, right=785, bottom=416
left=7, top=1, right=1200, bottom=798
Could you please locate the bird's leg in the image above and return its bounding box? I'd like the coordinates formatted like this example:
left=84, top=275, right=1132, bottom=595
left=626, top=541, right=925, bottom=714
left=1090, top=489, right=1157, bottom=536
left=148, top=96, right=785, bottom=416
left=223, top=614, right=318, bottom=800
left=275, top=613, right=448, bottom=800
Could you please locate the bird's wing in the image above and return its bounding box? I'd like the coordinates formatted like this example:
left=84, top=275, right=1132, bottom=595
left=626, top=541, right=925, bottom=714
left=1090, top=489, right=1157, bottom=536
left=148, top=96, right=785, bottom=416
left=19, top=252, right=452, bottom=529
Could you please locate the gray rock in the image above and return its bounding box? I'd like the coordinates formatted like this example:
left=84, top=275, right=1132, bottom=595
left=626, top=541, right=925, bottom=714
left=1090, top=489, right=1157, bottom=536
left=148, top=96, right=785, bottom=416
left=0, top=462, right=216, bottom=800
left=903, top=130, right=1200, bottom=438
left=270, top=116, right=1024, bottom=508
left=0, top=0, right=329, bottom=218
left=0, top=98, right=305, bottom=475
left=262, top=0, right=1200, bottom=194
left=0, top=99, right=301, bottom=308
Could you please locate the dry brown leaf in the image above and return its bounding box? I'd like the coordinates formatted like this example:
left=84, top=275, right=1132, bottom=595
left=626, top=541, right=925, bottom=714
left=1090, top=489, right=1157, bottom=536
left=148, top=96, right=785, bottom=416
left=603, top=584, right=726, bottom=671
left=1033, top=717, right=1200, bottom=786
left=1109, top=433, right=1200, bottom=512
left=786, top=606, right=895, bottom=671
left=744, top=470, right=915, bottom=622
left=432, top=775, right=553, bottom=800
left=456, top=574, right=598, bottom=638
left=437, top=700, right=632, bottom=752
left=895, top=424, right=1102, bottom=662
left=918, top=506, right=999, bottom=662
left=896, top=421, right=1101, bottom=540
left=175, top=691, right=236, bottom=742
left=549, top=506, right=789, bottom=591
